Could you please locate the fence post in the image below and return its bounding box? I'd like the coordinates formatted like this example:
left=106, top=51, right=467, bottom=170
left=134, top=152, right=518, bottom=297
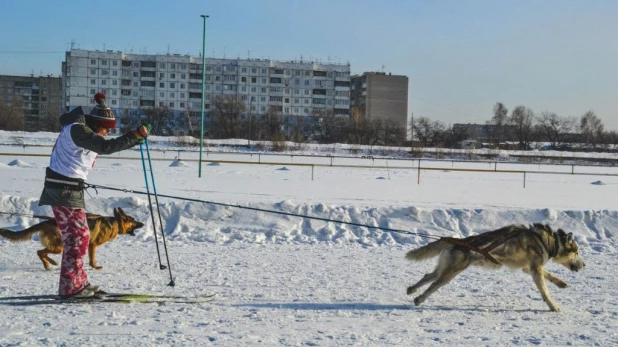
left=417, top=161, right=421, bottom=185
left=571, top=165, right=574, bottom=174
left=523, top=172, right=526, bottom=188
left=311, top=165, right=314, bottom=181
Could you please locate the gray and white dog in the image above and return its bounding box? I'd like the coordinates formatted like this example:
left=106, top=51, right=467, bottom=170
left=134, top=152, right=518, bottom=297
left=406, top=223, right=585, bottom=312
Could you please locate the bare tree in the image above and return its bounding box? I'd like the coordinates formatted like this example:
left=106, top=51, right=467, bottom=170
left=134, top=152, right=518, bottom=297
left=509, top=105, right=535, bottom=150
left=0, top=95, right=25, bottom=131
left=376, top=119, right=406, bottom=146
left=348, top=106, right=379, bottom=145
left=442, top=124, right=468, bottom=149
left=142, top=106, right=173, bottom=135
left=310, top=109, right=348, bottom=144
left=488, top=102, right=509, bottom=144
left=411, top=116, right=445, bottom=147
left=209, top=95, right=245, bottom=139
left=580, top=110, right=604, bottom=149
left=536, top=112, right=578, bottom=150
left=256, top=106, right=284, bottom=141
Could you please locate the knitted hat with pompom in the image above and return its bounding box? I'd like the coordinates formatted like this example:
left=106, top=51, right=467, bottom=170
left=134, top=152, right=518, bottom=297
left=86, top=92, right=116, bottom=130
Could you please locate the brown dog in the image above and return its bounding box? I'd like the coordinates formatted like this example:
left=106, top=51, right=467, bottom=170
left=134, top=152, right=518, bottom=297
left=0, top=207, right=144, bottom=270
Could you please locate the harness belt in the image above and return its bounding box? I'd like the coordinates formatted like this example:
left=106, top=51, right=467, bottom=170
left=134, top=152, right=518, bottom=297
left=44, top=167, right=85, bottom=191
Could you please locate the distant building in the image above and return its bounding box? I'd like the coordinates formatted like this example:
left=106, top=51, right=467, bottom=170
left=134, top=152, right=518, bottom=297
left=350, top=72, right=408, bottom=132
left=62, top=49, right=351, bottom=135
left=0, top=74, right=62, bottom=131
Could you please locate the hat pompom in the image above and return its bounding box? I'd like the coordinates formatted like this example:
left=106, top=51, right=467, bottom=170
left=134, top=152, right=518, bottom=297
left=94, top=92, right=106, bottom=106
left=87, top=91, right=116, bottom=130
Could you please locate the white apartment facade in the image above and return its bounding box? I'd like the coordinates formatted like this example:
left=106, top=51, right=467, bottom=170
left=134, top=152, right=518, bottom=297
left=62, top=49, right=351, bottom=131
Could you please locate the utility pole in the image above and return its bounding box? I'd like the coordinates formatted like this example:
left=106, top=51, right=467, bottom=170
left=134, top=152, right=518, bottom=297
left=199, top=14, right=209, bottom=178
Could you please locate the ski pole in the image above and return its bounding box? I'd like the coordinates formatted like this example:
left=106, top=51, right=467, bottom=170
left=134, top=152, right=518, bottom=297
left=144, top=139, right=175, bottom=287
left=139, top=142, right=166, bottom=270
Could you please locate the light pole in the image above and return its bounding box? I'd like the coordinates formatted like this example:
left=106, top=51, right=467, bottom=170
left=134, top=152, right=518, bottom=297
left=199, top=14, right=209, bottom=177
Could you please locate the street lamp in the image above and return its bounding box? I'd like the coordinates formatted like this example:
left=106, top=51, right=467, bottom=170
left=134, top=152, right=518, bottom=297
left=199, top=14, right=209, bottom=178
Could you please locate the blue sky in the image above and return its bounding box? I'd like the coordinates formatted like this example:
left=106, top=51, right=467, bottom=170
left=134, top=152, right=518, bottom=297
left=1, top=0, right=616, bottom=129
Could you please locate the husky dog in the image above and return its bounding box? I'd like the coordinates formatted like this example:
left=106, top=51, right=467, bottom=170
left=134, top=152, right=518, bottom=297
left=406, top=223, right=585, bottom=312
left=0, top=207, right=144, bottom=270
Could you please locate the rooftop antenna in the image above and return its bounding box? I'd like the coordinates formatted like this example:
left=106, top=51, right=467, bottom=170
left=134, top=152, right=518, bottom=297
left=381, top=64, right=385, bottom=72
left=70, top=40, right=75, bottom=50
left=248, top=50, right=251, bottom=59
left=167, top=44, right=170, bottom=54
left=103, top=43, right=106, bottom=51
left=223, top=46, right=226, bottom=59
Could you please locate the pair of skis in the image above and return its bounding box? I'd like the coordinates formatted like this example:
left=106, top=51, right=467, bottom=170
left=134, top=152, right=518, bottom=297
left=0, top=292, right=216, bottom=306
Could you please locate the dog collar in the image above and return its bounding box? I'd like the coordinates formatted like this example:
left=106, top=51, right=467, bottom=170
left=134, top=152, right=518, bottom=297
left=549, top=233, right=560, bottom=258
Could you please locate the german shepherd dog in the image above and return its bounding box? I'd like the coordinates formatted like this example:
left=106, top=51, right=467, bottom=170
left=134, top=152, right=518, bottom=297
left=0, top=207, right=144, bottom=270
left=406, top=224, right=586, bottom=312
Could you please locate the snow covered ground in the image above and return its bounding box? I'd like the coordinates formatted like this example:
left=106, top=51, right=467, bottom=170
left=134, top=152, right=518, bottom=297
left=0, top=131, right=617, bottom=346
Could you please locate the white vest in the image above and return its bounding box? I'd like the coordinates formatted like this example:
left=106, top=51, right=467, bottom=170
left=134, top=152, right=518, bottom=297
left=49, top=123, right=98, bottom=180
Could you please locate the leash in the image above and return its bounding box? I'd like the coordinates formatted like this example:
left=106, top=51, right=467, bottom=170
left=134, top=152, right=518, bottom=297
left=82, top=182, right=442, bottom=240
left=140, top=140, right=175, bottom=287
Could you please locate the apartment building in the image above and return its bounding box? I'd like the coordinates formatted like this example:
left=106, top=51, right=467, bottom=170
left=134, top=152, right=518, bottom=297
left=62, top=49, right=351, bottom=133
left=350, top=72, right=408, bottom=132
left=0, top=74, right=62, bottom=131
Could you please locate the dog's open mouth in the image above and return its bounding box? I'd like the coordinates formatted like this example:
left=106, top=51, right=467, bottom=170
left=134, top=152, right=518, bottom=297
left=570, top=264, right=580, bottom=272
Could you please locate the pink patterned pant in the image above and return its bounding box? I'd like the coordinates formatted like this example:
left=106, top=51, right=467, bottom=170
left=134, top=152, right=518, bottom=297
left=51, top=206, right=90, bottom=296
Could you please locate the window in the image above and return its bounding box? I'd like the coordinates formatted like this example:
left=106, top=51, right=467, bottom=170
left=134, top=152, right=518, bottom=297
left=91, top=59, right=96, bottom=65
left=241, top=77, right=247, bottom=82
left=111, top=99, right=116, bottom=105
left=304, top=90, right=310, bottom=95
left=112, top=90, right=117, bottom=95
left=261, top=78, right=266, bottom=84
left=102, top=60, right=107, bottom=65
left=269, top=96, right=283, bottom=102
left=159, top=82, right=165, bottom=88
left=133, top=82, right=138, bottom=87
left=180, top=93, right=185, bottom=98
left=90, top=89, right=96, bottom=94
left=251, top=68, right=257, bottom=73
left=304, top=80, right=310, bottom=86
left=251, top=77, right=257, bottom=83
left=170, top=92, right=175, bottom=98
left=171, top=64, right=176, bottom=69
left=260, top=96, right=266, bottom=102
left=270, top=77, right=282, bottom=84
left=241, top=86, right=246, bottom=92
left=180, top=102, right=185, bottom=107
left=133, top=72, right=139, bottom=77
left=171, top=73, right=176, bottom=79
left=261, top=68, right=266, bottom=74
left=261, top=87, right=266, bottom=93
left=294, top=89, right=299, bottom=95
left=180, top=83, right=185, bottom=89
left=159, top=73, right=165, bottom=79
left=241, top=67, right=247, bottom=73
left=90, top=69, right=96, bottom=74
left=251, top=87, right=256, bottom=92
left=113, top=61, right=118, bottom=66
left=170, top=102, right=174, bottom=107
left=294, top=98, right=299, bottom=103
left=90, top=79, right=96, bottom=85
left=160, top=92, right=165, bottom=97
left=101, top=80, right=107, bottom=85
left=181, top=73, right=186, bottom=79
left=215, top=76, right=220, bottom=81
left=159, top=63, right=166, bottom=68
left=112, top=71, right=117, bottom=76
left=170, top=82, right=176, bottom=88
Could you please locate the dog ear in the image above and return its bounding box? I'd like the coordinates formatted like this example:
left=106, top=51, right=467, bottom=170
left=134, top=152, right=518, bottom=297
left=113, top=207, right=119, bottom=214
left=117, top=207, right=125, bottom=216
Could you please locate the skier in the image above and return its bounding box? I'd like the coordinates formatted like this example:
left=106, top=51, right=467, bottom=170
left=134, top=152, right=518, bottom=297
left=38, top=92, right=149, bottom=299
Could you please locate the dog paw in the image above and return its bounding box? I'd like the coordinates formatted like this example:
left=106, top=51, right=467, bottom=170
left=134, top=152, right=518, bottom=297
left=91, top=264, right=103, bottom=270
left=556, top=282, right=568, bottom=289
left=549, top=306, right=561, bottom=312
left=413, top=297, right=423, bottom=306
left=406, top=286, right=417, bottom=295
left=48, top=259, right=58, bottom=266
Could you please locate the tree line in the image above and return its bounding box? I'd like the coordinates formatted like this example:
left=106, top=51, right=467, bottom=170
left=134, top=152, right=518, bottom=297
left=412, top=102, right=618, bottom=151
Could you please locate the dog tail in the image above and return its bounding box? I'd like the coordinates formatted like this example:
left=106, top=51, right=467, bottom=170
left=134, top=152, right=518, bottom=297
left=406, top=240, right=450, bottom=261
left=0, top=224, right=44, bottom=242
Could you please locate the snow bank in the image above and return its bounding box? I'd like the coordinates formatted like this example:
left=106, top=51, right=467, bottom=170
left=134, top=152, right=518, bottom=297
left=2, top=195, right=615, bottom=252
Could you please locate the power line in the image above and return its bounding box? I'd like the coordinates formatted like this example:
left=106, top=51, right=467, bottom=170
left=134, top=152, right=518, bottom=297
left=0, top=51, right=64, bottom=55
